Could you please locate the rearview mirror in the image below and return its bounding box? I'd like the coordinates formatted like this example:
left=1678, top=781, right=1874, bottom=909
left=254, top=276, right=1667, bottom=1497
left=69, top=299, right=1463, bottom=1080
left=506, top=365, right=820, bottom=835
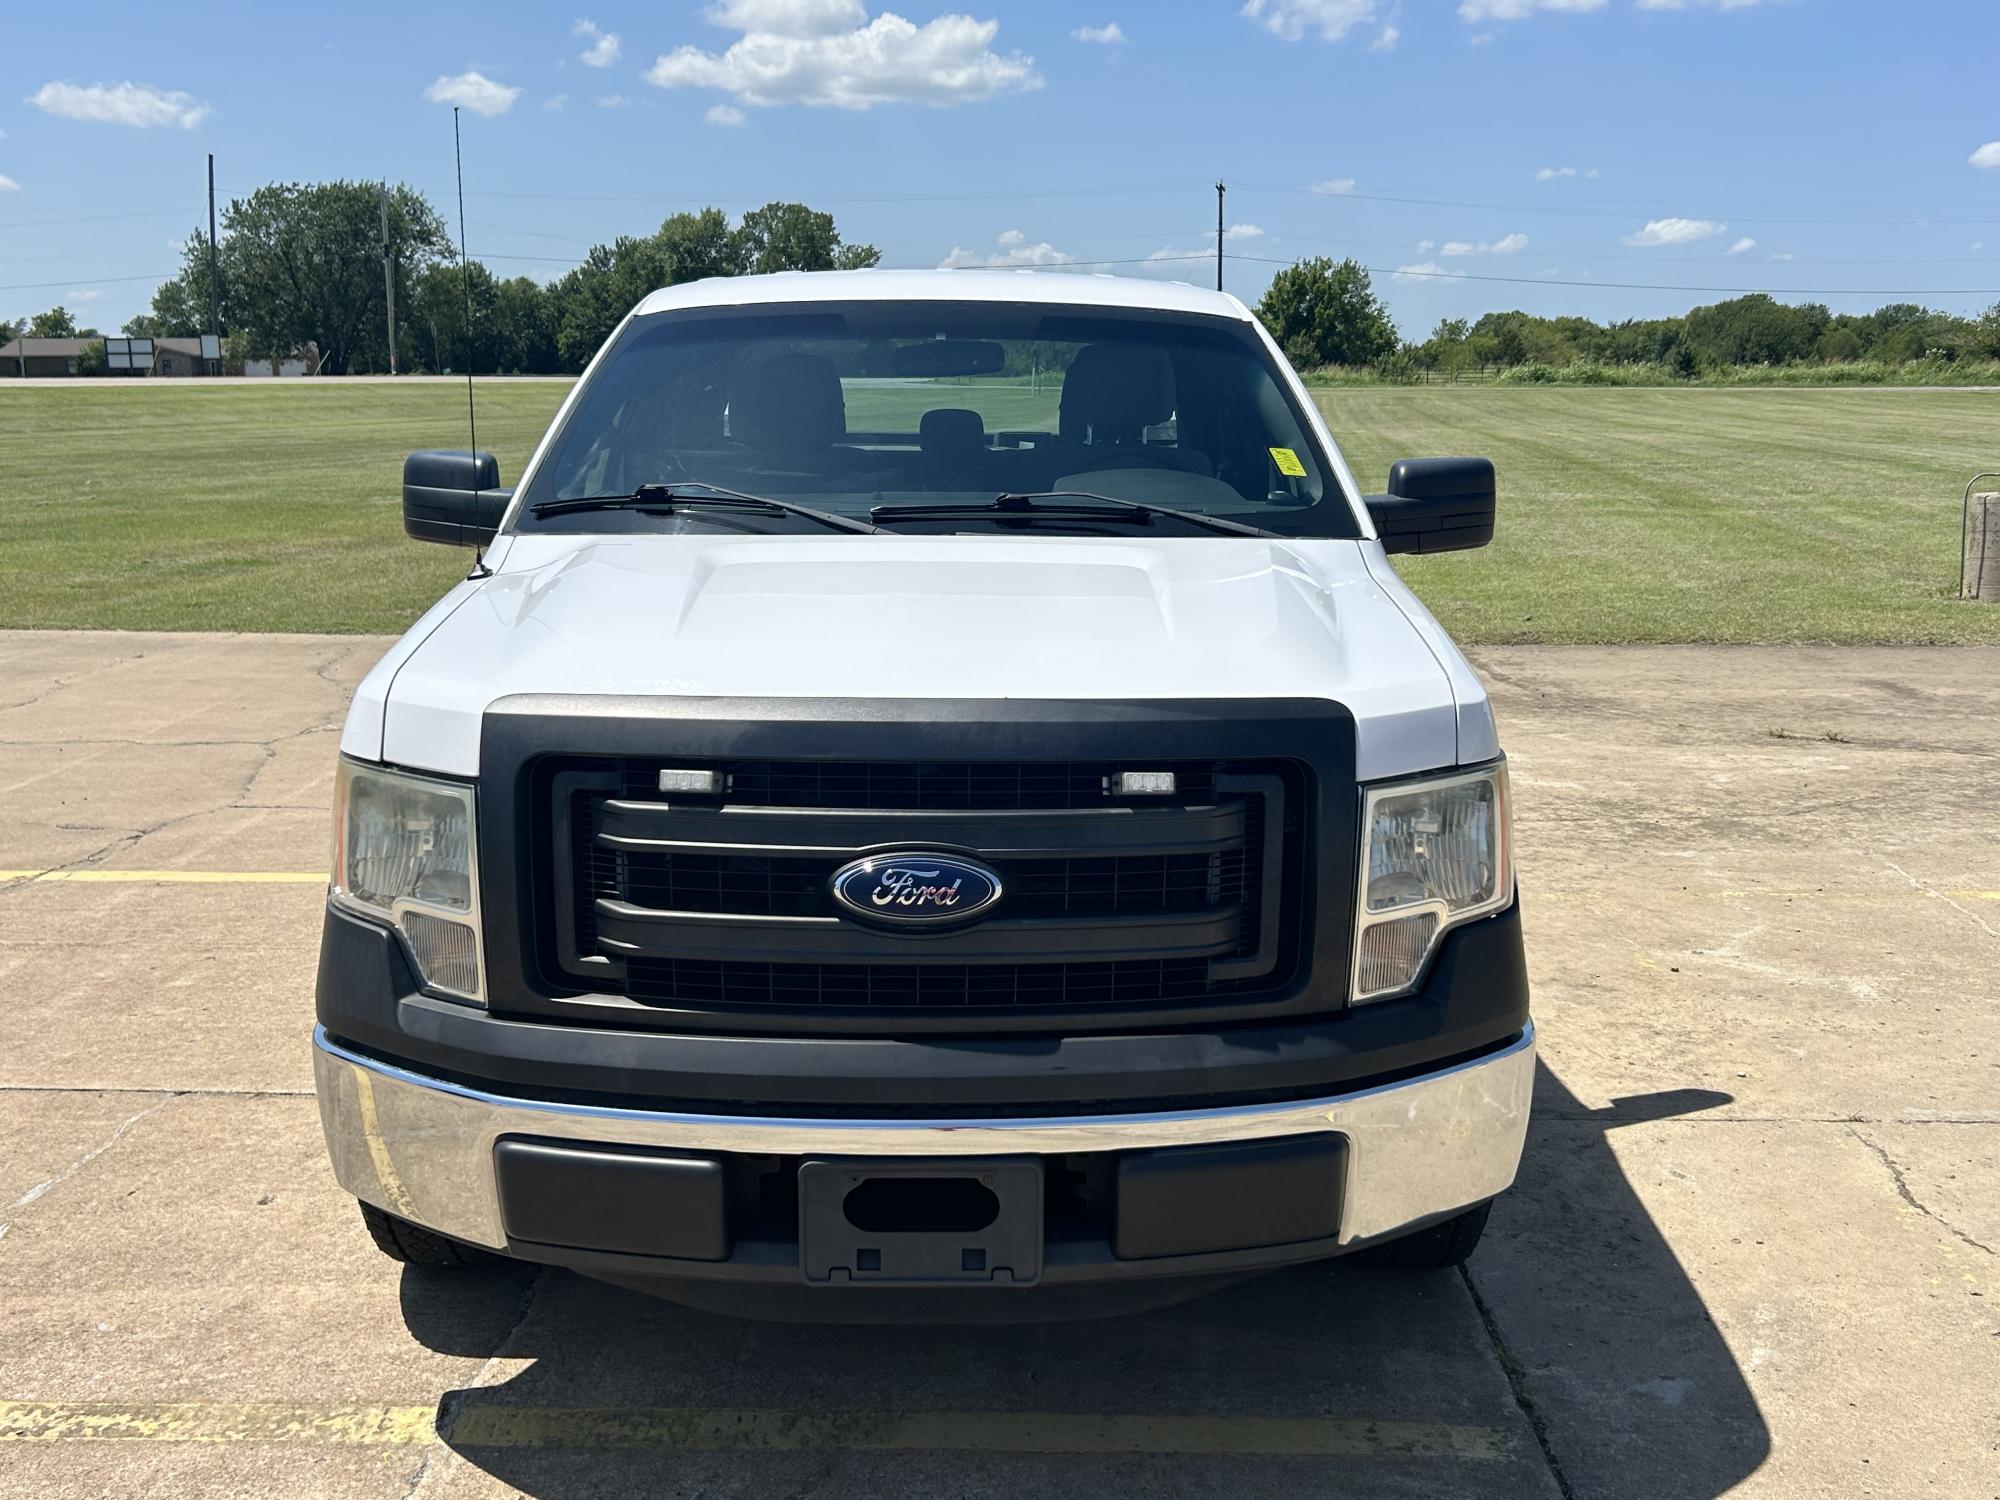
left=403, top=450, right=510, bottom=547
left=892, top=340, right=1006, bottom=379
left=1365, top=457, right=1496, bottom=555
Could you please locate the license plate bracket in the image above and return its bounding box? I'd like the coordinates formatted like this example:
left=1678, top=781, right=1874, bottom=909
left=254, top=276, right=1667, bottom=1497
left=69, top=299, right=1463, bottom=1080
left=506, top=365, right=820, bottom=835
left=798, top=1157, right=1043, bottom=1286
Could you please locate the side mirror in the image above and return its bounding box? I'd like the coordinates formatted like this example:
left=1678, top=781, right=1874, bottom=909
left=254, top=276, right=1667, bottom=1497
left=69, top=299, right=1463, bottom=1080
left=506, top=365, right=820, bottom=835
left=1365, top=457, right=1496, bottom=555
left=403, top=450, right=510, bottom=547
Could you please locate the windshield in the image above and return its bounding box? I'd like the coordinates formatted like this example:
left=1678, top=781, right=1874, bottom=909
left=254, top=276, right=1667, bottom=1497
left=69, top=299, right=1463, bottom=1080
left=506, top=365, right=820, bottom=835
left=513, top=299, right=1360, bottom=539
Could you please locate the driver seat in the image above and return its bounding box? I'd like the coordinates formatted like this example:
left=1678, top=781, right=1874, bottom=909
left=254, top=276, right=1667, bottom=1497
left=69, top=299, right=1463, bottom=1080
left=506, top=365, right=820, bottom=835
left=1056, top=344, right=1209, bottom=475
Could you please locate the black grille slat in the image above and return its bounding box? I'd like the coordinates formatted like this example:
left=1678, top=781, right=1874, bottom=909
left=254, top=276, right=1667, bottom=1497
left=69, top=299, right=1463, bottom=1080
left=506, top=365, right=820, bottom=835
left=622, top=957, right=1215, bottom=1012
left=621, top=759, right=1219, bottom=810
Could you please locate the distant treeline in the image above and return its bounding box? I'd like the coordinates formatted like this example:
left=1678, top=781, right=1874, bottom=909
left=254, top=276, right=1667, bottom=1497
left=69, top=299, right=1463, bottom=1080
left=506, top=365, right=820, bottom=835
left=8, top=189, right=1997, bottom=386
left=1381, top=295, right=2000, bottom=384
left=2, top=180, right=879, bottom=377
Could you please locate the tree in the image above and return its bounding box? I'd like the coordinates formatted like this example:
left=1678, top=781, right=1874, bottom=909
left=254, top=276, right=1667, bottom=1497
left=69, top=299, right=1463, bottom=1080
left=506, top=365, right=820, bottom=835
left=134, top=232, right=221, bottom=339
left=735, top=201, right=879, bottom=274
left=1421, top=317, right=1474, bottom=378
left=216, top=181, right=451, bottom=374
left=543, top=202, right=879, bottom=371
left=28, top=306, right=79, bottom=338
left=1256, top=258, right=1398, bottom=369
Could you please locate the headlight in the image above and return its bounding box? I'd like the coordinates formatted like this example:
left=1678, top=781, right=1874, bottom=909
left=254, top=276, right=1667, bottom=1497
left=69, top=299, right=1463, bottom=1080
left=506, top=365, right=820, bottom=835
left=1352, top=762, right=1512, bottom=1003
left=331, top=758, right=485, bottom=1004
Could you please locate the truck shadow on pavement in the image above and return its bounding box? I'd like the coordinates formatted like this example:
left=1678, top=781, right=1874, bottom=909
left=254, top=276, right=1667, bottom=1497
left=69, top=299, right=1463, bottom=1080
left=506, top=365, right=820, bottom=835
left=395, top=1063, right=1770, bottom=1500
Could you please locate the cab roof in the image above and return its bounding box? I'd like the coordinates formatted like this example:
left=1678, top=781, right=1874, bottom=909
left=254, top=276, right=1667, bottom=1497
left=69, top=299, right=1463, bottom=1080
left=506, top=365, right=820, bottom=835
left=631, top=268, right=1253, bottom=322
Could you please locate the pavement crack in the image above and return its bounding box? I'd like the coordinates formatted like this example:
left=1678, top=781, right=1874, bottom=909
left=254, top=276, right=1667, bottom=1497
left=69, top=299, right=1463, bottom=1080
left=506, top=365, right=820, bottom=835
left=1460, top=1262, right=1577, bottom=1500
left=1849, top=1128, right=1996, bottom=1257
left=403, top=1267, right=548, bottom=1496
left=3, top=1094, right=181, bottom=1235
left=1885, top=861, right=1999, bottom=942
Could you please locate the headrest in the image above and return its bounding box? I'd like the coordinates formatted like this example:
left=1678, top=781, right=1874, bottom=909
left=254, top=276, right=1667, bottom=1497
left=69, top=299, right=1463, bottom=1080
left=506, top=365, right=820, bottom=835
left=729, top=352, right=845, bottom=448
left=1059, top=344, right=1176, bottom=444
left=919, top=407, right=986, bottom=455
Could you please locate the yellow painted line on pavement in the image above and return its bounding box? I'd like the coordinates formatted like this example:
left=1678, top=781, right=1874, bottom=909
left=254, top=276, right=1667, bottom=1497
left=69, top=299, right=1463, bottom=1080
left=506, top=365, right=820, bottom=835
left=1948, top=890, right=2000, bottom=902
left=0, top=1401, right=1511, bottom=1459
left=0, top=870, right=323, bottom=885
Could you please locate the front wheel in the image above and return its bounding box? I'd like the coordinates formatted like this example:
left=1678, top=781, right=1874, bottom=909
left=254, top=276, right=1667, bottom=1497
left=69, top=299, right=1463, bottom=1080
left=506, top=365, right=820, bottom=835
left=357, top=1200, right=496, bottom=1269
left=1354, top=1201, right=1492, bottom=1270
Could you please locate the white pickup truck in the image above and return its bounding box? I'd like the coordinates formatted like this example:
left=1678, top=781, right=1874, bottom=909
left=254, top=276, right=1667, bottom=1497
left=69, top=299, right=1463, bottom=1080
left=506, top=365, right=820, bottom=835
left=313, top=269, right=1529, bottom=1317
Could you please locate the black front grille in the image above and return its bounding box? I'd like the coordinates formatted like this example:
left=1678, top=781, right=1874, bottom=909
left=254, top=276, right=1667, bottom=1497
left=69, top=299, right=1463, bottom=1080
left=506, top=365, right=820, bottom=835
left=533, top=752, right=1309, bottom=1031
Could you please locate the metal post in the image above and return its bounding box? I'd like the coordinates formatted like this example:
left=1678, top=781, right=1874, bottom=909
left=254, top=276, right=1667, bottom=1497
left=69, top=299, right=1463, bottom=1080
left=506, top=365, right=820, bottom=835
left=1215, top=180, right=1225, bottom=292
left=206, top=154, right=220, bottom=376
left=380, top=186, right=398, bottom=376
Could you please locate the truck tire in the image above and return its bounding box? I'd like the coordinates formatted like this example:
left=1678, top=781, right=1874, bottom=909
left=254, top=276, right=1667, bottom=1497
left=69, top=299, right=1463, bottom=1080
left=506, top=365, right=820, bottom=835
left=357, top=1200, right=494, bottom=1269
left=1355, top=1201, right=1492, bottom=1270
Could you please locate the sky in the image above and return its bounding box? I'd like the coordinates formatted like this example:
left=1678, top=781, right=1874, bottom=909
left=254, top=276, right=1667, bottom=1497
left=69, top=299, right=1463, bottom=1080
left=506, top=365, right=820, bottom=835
left=5, top=0, right=2000, bottom=339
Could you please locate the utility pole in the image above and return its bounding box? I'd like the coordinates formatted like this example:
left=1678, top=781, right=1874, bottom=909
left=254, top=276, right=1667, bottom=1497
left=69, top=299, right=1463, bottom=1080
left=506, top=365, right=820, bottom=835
left=379, top=184, right=398, bottom=376
left=1215, top=179, right=1225, bottom=292
left=206, top=154, right=220, bottom=376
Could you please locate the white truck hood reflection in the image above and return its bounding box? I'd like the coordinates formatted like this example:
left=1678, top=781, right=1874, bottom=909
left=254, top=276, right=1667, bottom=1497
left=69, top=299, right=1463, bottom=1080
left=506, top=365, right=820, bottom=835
left=343, top=533, right=1497, bottom=780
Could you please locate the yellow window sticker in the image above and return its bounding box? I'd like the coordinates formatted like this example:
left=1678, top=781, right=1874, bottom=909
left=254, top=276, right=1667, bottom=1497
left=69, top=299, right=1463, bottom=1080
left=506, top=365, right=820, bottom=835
left=1269, top=446, right=1308, bottom=478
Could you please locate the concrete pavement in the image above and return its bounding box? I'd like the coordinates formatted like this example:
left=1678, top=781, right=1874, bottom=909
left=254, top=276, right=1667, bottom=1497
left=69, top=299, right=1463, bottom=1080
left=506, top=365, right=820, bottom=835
left=0, top=632, right=1993, bottom=1498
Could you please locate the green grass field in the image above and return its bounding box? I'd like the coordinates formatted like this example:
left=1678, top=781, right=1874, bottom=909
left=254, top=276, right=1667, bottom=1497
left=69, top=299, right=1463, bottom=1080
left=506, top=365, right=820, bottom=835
left=2, top=381, right=1996, bottom=643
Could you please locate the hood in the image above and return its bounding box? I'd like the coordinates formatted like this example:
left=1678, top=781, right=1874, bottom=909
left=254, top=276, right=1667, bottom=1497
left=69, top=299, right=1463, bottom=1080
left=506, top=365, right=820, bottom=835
left=344, top=533, right=1493, bottom=780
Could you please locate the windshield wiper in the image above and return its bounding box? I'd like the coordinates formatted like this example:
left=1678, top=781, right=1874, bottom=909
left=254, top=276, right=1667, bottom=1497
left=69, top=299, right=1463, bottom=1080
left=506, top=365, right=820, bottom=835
left=872, top=490, right=1284, bottom=539
left=531, top=481, right=881, bottom=534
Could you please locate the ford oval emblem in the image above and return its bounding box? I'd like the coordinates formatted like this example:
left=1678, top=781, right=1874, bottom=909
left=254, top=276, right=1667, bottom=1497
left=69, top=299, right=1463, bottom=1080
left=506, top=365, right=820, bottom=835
left=830, top=852, right=1004, bottom=925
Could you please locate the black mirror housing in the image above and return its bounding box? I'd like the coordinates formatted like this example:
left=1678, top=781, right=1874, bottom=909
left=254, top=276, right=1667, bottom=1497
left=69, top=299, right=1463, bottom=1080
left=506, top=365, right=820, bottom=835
left=403, top=450, right=510, bottom=547
left=1365, top=457, right=1496, bottom=555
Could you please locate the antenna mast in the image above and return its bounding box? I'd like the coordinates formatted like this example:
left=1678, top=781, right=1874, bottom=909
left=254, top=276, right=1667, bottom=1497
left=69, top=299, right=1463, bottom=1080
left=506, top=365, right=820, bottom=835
left=452, top=107, right=478, bottom=485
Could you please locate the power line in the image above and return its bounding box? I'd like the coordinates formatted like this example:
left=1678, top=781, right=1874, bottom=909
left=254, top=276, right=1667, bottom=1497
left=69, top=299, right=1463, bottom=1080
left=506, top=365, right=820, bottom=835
left=1233, top=182, right=2000, bottom=228
left=0, top=271, right=179, bottom=293
left=1220, top=254, right=2000, bottom=297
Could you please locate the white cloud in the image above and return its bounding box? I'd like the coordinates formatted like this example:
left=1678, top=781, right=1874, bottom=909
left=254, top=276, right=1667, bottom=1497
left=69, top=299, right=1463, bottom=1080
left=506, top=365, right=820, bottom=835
left=1636, top=0, right=1773, bottom=8
left=940, top=230, right=1077, bottom=268
left=1241, top=0, right=1381, bottom=43
left=1370, top=23, right=1400, bottom=50
left=424, top=71, right=522, bottom=116
left=1767, top=252, right=1795, bottom=262
left=29, top=80, right=212, bottom=129
left=1394, top=260, right=1466, bottom=283
left=0, top=174, right=18, bottom=192
left=646, top=3, right=1039, bottom=110
left=1440, top=232, right=1528, bottom=255
left=1458, top=0, right=1606, bottom=21
left=705, top=103, right=747, bottom=125
left=67, top=287, right=105, bottom=304
left=1071, top=22, right=1126, bottom=44
left=543, top=93, right=569, bottom=111
left=574, top=18, right=623, bottom=67
left=1726, top=236, right=1756, bottom=255
left=1971, top=141, right=2000, bottom=170
left=1622, top=216, right=1726, bottom=246
left=710, top=0, right=867, bottom=32
left=1308, top=177, right=1356, bottom=195
left=1416, top=239, right=1436, bottom=252
left=596, top=93, right=632, bottom=109
left=1467, top=28, right=1496, bottom=44
left=1225, top=223, right=1264, bottom=240
left=1535, top=165, right=1577, bottom=180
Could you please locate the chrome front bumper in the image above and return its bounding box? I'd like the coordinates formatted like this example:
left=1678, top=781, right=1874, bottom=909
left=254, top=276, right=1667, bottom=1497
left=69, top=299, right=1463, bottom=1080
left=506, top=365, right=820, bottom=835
left=313, top=1022, right=1535, bottom=1258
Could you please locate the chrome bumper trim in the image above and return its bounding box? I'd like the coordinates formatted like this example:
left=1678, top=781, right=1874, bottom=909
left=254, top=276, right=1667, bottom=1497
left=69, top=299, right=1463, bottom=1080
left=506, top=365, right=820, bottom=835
left=312, top=1021, right=1535, bottom=1255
